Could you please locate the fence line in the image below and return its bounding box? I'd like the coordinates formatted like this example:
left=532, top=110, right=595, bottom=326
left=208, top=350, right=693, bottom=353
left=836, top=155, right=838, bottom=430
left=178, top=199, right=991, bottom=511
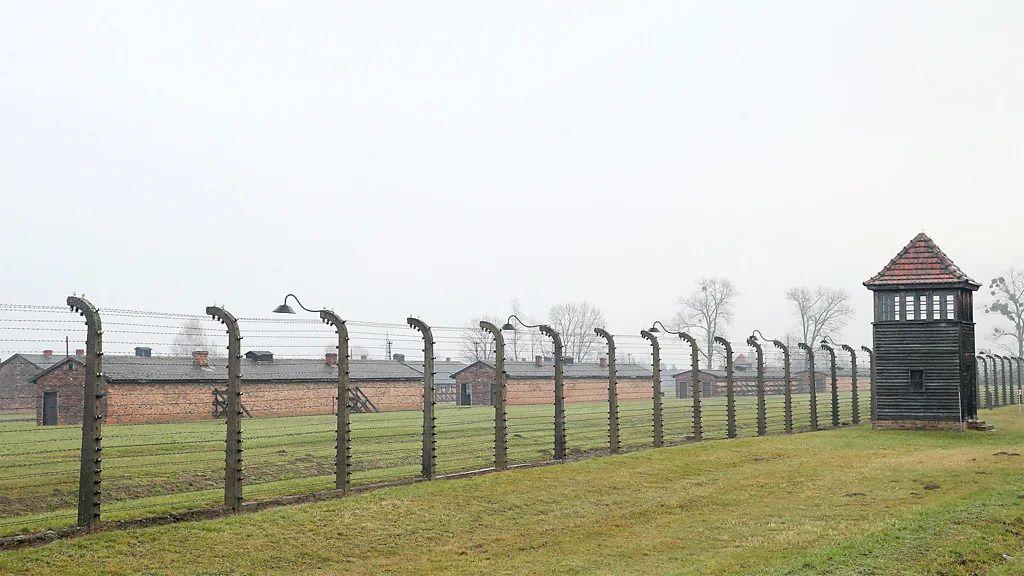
left=0, top=298, right=1019, bottom=543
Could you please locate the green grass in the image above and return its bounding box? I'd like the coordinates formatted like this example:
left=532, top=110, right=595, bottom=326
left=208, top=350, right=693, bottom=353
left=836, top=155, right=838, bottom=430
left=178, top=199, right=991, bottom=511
left=0, top=390, right=867, bottom=536
left=0, top=406, right=1020, bottom=575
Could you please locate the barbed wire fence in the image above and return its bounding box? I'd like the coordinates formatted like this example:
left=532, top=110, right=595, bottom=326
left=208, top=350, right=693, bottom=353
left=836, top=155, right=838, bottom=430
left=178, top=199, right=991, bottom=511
left=3, top=299, right=1014, bottom=544
left=0, top=304, right=87, bottom=535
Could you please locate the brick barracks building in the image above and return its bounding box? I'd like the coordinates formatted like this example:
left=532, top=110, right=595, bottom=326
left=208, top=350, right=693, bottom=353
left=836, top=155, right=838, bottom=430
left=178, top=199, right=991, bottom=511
left=32, top=348, right=465, bottom=426
left=450, top=356, right=654, bottom=406
left=1, top=350, right=85, bottom=413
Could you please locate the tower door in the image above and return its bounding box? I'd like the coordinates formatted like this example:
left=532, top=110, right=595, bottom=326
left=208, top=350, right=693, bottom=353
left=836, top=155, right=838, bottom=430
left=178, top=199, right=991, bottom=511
left=42, top=392, right=58, bottom=425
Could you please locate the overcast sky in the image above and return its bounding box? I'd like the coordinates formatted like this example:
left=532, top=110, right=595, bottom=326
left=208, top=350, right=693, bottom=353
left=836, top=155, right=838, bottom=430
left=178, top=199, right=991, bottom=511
left=1, top=1, right=1021, bottom=349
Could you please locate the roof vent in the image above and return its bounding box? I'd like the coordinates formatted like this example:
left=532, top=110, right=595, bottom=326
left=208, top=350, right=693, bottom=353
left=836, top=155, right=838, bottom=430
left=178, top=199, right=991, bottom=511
left=134, top=346, right=152, bottom=358
left=245, top=351, right=274, bottom=362
left=392, top=353, right=405, bottom=362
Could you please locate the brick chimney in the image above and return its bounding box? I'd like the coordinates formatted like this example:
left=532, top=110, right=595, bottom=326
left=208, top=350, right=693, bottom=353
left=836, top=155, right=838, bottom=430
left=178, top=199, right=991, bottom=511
left=193, top=350, right=209, bottom=367
left=325, top=352, right=338, bottom=366
left=75, top=349, right=85, bottom=357
left=42, top=349, right=53, bottom=359
left=599, top=357, right=608, bottom=368
left=534, top=355, right=543, bottom=367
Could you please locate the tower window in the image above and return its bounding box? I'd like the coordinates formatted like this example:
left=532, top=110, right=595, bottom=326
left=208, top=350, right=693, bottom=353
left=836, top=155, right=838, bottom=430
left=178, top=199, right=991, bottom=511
left=880, top=293, right=897, bottom=321
left=909, top=369, right=924, bottom=391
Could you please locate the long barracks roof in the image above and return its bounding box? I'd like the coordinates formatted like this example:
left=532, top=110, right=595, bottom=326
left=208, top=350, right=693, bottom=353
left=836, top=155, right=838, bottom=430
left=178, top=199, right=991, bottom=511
left=671, top=368, right=827, bottom=379
left=31, top=355, right=427, bottom=384
left=864, top=233, right=979, bottom=290
left=0, top=353, right=80, bottom=371
left=450, top=360, right=652, bottom=379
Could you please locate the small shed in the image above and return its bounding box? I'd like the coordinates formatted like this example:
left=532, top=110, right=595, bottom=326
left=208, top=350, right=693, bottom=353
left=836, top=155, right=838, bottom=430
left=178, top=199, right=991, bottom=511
left=864, top=233, right=980, bottom=429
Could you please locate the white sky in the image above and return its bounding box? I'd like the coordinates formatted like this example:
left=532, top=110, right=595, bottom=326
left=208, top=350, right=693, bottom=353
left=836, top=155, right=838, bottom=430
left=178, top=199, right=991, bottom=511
left=1, top=1, right=1022, bottom=349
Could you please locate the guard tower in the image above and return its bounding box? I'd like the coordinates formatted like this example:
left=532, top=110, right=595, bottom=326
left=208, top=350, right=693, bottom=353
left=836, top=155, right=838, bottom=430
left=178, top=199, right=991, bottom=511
left=864, top=233, right=980, bottom=429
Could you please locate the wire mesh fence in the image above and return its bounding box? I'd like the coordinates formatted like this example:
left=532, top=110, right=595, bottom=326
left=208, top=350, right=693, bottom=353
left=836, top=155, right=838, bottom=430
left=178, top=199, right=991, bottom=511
left=0, top=301, right=909, bottom=541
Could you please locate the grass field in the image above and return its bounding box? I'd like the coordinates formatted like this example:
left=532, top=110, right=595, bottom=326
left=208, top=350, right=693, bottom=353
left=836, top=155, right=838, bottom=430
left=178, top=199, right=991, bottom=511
left=0, top=390, right=868, bottom=536
left=0, top=405, right=1020, bottom=575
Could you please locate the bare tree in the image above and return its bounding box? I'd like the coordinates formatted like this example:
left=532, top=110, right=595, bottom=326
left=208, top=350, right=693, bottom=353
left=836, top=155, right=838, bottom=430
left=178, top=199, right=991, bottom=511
left=674, top=278, right=738, bottom=367
left=985, top=269, right=1024, bottom=358
left=548, top=301, right=606, bottom=362
left=460, top=315, right=501, bottom=362
left=786, top=286, right=854, bottom=348
left=171, top=318, right=219, bottom=356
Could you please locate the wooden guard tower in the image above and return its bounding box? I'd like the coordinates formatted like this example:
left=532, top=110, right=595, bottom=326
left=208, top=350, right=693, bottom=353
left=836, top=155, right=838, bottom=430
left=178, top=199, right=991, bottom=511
left=864, top=233, right=980, bottom=429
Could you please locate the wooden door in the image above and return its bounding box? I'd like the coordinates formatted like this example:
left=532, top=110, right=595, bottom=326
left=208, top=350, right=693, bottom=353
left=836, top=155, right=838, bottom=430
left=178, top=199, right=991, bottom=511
left=42, top=391, right=58, bottom=425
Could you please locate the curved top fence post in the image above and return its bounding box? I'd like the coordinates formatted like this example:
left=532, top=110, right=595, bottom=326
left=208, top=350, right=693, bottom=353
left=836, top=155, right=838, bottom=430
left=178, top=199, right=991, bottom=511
left=539, top=325, right=566, bottom=460
left=206, top=305, right=243, bottom=511
left=407, top=317, right=436, bottom=480
left=714, top=336, right=735, bottom=438
left=745, top=334, right=770, bottom=432
left=841, top=344, right=859, bottom=424
left=595, top=328, right=619, bottom=453
left=480, top=321, right=507, bottom=469
left=68, top=296, right=103, bottom=530
left=679, top=331, right=702, bottom=441
left=776, top=339, right=794, bottom=434
left=820, top=340, right=839, bottom=427
left=861, top=346, right=874, bottom=422
left=798, top=343, right=818, bottom=431
left=976, top=355, right=991, bottom=410
left=641, top=330, right=663, bottom=447
left=319, top=310, right=350, bottom=492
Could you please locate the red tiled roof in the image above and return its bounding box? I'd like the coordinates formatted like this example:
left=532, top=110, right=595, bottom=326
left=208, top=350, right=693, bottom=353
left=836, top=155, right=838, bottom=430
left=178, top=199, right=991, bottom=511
left=864, top=233, right=979, bottom=289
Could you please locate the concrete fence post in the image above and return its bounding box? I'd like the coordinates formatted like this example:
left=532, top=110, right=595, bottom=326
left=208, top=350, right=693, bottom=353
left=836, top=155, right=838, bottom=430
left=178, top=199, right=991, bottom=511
left=68, top=296, right=103, bottom=530
left=746, top=336, right=766, bottom=436
left=480, top=321, right=507, bottom=470
left=821, top=341, right=840, bottom=427
left=679, top=332, right=702, bottom=441
left=988, top=355, right=997, bottom=408
left=320, top=310, right=350, bottom=492
left=771, top=339, right=794, bottom=434
left=207, top=305, right=243, bottom=511
left=1009, top=357, right=1018, bottom=405
left=595, top=328, right=619, bottom=453
left=1011, top=354, right=1019, bottom=403
left=798, top=343, right=818, bottom=431
left=861, top=346, right=875, bottom=423
left=715, top=337, right=736, bottom=438
left=407, top=317, right=436, bottom=480
left=842, top=345, right=859, bottom=424
left=641, top=330, right=663, bottom=448
left=540, top=325, right=566, bottom=460
left=978, top=356, right=991, bottom=410
left=998, top=356, right=1009, bottom=406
